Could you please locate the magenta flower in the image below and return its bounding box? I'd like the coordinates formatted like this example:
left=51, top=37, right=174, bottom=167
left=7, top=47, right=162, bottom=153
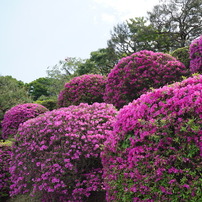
left=102, top=74, right=202, bottom=201
left=189, top=35, right=202, bottom=73
left=58, top=74, right=107, bottom=107
left=104, top=50, right=188, bottom=108
left=10, top=102, right=117, bottom=201
left=1, top=103, right=48, bottom=139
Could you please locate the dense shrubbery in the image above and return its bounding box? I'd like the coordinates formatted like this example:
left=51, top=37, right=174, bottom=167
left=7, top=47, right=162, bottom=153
left=102, top=75, right=202, bottom=201
left=189, top=35, right=202, bottom=73
left=0, top=145, right=12, bottom=200
left=10, top=103, right=117, bottom=201
left=104, top=50, right=188, bottom=109
left=171, top=46, right=190, bottom=69
left=1, top=103, right=48, bottom=140
left=35, top=99, right=57, bottom=111
left=58, top=74, right=107, bottom=108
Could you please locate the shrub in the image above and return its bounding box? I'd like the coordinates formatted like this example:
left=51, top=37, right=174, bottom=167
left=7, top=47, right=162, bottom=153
left=10, top=103, right=117, bottom=201
left=35, top=99, right=57, bottom=111
left=171, top=46, right=190, bottom=69
left=104, top=50, right=188, bottom=109
left=1, top=103, right=48, bottom=140
left=0, top=145, right=12, bottom=200
left=189, top=35, right=202, bottom=73
left=102, top=74, right=202, bottom=201
left=58, top=74, right=107, bottom=108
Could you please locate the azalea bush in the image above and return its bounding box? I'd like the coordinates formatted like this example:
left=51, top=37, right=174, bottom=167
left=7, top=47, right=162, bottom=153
left=104, top=50, right=188, bottom=109
left=1, top=103, right=48, bottom=140
left=102, top=75, right=202, bottom=201
left=189, top=35, right=202, bottom=73
left=0, top=145, right=12, bottom=200
left=58, top=74, right=107, bottom=107
left=10, top=103, right=117, bottom=201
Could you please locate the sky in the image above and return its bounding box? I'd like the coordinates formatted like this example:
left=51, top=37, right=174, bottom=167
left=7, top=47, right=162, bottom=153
left=0, top=0, right=159, bottom=83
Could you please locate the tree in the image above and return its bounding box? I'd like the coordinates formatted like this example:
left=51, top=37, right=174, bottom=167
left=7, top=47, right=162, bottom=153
left=89, top=48, right=118, bottom=75
left=75, top=48, right=118, bottom=76
left=148, top=0, right=202, bottom=51
left=107, top=17, right=172, bottom=57
left=0, top=76, right=32, bottom=125
left=27, top=77, right=56, bottom=101
left=46, top=57, right=85, bottom=98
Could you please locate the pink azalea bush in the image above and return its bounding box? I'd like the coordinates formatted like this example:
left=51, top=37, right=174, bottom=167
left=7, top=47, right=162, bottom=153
left=102, top=75, right=202, bottom=201
left=10, top=103, right=117, bottom=201
left=58, top=74, right=107, bottom=107
left=1, top=103, right=48, bottom=140
left=189, top=35, right=202, bottom=73
left=0, top=146, right=12, bottom=200
left=104, top=50, right=188, bottom=109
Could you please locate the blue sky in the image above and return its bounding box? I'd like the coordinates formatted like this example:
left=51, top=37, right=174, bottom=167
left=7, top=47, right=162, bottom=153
left=0, top=0, right=159, bottom=83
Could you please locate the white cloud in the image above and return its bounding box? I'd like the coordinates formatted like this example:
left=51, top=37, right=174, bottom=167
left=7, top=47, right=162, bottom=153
left=101, top=13, right=116, bottom=23
left=92, top=0, right=160, bottom=22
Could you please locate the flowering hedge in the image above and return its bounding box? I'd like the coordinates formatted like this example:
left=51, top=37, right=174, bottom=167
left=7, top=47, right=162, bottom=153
left=1, top=103, right=48, bottom=140
left=10, top=103, right=117, bottom=201
left=104, top=50, right=188, bottom=109
left=189, top=35, right=202, bottom=73
left=102, top=75, right=202, bottom=201
left=58, top=74, right=107, bottom=108
left=0, top=145, right=12, bottom=200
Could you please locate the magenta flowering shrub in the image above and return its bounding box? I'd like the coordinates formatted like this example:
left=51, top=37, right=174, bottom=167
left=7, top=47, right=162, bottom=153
left=1, top=103, right=48, bottom=140
left=104, top=50, right=188, bottom=109
left=10, top=103, right=117, bottom=201
left=189, top=35, right=202, bottom=73
left=102, top=75, right=202, bottom=201
left=0, top=146, right=12, bottom=200
left=58, top=74, right=107, bottom=107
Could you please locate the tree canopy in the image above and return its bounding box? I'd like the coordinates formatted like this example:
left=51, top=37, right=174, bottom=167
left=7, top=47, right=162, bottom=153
left=75, top=48, right=118, bottom=76
left=0, top=76, right=32, bottom=123
left=148, top=0, right=202, bottom=51
left=107, top=17, right=159, bottom=57
left=107, top=0, right=202, bottom=57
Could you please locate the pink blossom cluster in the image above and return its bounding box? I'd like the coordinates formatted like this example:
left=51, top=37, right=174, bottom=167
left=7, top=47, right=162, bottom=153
left=189, top=35, right=202, bottom=73
left=0, top=146, right=12, bottom=200
left=102, top=74, right=202, bottom=201
left=58, top=74, right=107, bottom=107
left=104, top=50, right=188, bottom=109
left=10, top=103, right=117, bottom=201
left=1, top=103, right=48, bottom=140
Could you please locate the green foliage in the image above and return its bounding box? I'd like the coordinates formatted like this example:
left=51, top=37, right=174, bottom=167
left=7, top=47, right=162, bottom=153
left=107, top=17, right=163, bottom=57
left=46, top=57, right=85, bottom=97
left=75, top=48, right=118, bottom=76
left=0, top=75, right=32, bottom=125
left=35, top=99, right=57, bottom=111
left=171, top=46, right=190, bottom=69
left=27, top=77, right=55, bottom=101
left=0, top=138, right=14, bottom=147
left=75, top=59, right=98, bottom=75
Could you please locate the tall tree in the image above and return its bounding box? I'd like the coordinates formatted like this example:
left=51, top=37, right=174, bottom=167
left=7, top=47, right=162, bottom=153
left=75, top=47, right=118, bottom=76
left=148, top=0, right=202, bottom=51
left=107, top=17, right=170, bottom=57
left=27, top=77, right=55, bottom=101
left=0, top=76, right=32, bottom=123
left=46, top=57, right=85, bottom=97
left=47, top=57, right=85, bottom=80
